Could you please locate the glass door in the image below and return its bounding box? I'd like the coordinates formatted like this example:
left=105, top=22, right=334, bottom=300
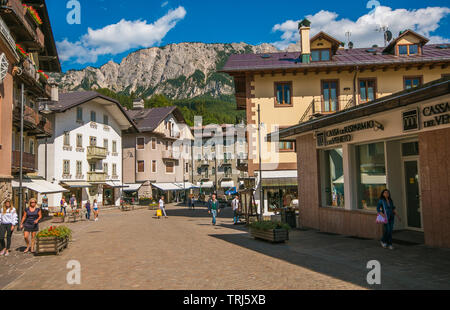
left=403, top=160, right=422, bottom=230
left=322, top=80, right=339, bottom=113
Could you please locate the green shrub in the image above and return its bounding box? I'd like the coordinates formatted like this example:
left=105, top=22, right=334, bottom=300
left=249, top=221, right=291, bottom=231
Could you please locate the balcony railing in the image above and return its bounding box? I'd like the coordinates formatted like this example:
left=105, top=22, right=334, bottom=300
left=87, top=172, right=106, bottom=183
left=299, top=97, right=354, bottom=123
left=162, top=150, right=175, bottom=160
left=87, top=146, right=107, bottom=161
left=11, top=150, right=36, bottom=172
left=0, top=0, right=45, bottom=49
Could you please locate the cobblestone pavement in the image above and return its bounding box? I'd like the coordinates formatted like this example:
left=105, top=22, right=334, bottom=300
left=1, top=204, right=450, bottom=290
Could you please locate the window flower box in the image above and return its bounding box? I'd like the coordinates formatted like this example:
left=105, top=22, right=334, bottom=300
left=23, top=4, right=43, bottom=25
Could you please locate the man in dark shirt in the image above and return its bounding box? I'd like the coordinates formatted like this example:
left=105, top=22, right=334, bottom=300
left=208, top=194, right=220, bottom=226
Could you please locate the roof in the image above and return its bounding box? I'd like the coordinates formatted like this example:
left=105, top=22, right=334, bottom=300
left=310, top=31, right=343, bottom=47
left=222, top=44, right=450, bottom=73
left=267, top=77, right=450, bottom=142
left=42, top=91, right=137, bottom=131
left=127, top=106, right=185, bottom=132
left=383, top=29, right=430, bottom=54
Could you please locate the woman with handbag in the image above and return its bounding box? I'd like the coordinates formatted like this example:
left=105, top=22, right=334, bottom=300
left=377, top=189, right=401, bottom=250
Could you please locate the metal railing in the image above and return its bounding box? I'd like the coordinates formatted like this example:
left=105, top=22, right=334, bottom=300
left=299, top=97, right=354, bottom=123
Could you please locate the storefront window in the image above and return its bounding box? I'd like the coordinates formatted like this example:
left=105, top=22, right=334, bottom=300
left=266, top=187, right=298, bottom=212
left=321, top=148, right=344, bottom=207
left=356, top=142, right=386, bottom=210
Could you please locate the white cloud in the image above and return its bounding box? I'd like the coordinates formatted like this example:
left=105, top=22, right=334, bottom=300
left=271, top=6, right=450, bottom=50
left=161, top=1, right=169, bottom=8
left=57, top=6, right=186, bottom=64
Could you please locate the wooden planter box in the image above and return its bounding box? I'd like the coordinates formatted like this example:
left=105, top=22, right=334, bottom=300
left=36, top=236, right=69, bottom=255
left=250, top=228, right=289, bottom=243
left=121, top=205, right=134, bottom=212
left=51, top=217, right=65, bottom=223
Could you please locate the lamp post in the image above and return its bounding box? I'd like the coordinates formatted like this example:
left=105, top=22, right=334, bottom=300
left=17, top=83, right=24, bottom=232
left=258, top=104, right=263, bottom=222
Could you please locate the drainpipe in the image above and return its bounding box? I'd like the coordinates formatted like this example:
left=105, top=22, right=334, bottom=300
left=352, top=66, right=360, bottom=107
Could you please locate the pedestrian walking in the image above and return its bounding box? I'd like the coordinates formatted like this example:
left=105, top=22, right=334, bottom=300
left=159, top=196, right=168, bottom=218
left=93, top=199, right=99, bottom=222
left=208, top=193, right=220, bottom=226
left=377, top=189, right=401, bottom=250
left=232, top=195, right=241, bottom=225
left=60, top=197, right=67, bottom=216
left=85, top=200, right=91, bottom=220
left=20, top=198, right=42, bottom=253
left=41, top=194, right=49, bottom=217
left=188, top=194, right=194, bottom=210
left=70, top=194, right=77, bottom=210
left=0, top=199, right=18, bottom=257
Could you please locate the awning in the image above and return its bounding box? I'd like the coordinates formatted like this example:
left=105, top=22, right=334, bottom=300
left=174, top=182, right=199, bottom=190
left=12, top=179, right=69, bottom=194
left=62, top=181, right=91, bottom=188
left=105, top=181, right=127, bottom=188
left=123, top=184, right=142, bottom=192
left=152, top=183, right=183, bottom=191
left=197, top=181, right=214, bottom=189
left=220, top=181, right=235, bottom=188
left=261, top=178, right=298, bottom=188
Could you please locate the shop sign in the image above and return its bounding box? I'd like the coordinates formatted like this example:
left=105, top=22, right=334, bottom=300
left=402, top=109, right=419, bottom=132
left=422, top=102, right=450, bottom=129
left=316, top=120, right=383, bottom=147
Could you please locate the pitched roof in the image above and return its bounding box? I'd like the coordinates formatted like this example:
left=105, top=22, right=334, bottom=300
left=127, top=106, right=185, bottom=132
left=42, top=91, right=137, bottom=130
left=383, top=29, right=430, bottom=54
left=310, top=31, right=343, bottom=47
left=222, top=44, right=450, bottom=73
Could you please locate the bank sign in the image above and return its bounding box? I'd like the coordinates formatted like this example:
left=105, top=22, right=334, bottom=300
left=316, top=120, right=384, bottom=147
left=403, top=102, right=450, bottom=132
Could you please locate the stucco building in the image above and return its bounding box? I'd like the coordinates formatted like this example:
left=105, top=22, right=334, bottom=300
left=222, top=21, right=450, bottom=216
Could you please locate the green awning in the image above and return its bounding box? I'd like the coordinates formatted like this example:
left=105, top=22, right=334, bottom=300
left=261, top=178, right=298, bottom=188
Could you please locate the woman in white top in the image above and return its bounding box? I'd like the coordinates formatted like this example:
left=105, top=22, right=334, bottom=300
left=0, top=199, right=18, bottom=256
left=93, top=199, right=99, bottom=222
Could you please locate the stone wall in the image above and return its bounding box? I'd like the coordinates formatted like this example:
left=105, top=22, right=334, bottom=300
left=0, top=180, right=12, bottom=205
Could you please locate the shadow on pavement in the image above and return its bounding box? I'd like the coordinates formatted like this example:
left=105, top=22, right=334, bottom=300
left=208, top=230, right=450, bottom=290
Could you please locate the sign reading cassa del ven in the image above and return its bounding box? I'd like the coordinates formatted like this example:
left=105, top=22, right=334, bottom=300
left=422, top=102, right=450, bottom=128
left=316, top=120, right=383, bottom=147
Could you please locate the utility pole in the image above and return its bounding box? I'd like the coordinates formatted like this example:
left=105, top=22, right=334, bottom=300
left=257, top=104, right=263, bottom=222
left=18, top=83, right=24, bottom=231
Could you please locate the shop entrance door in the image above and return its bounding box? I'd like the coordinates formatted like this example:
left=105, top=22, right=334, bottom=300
left=403, top=160, right=422, bottom=230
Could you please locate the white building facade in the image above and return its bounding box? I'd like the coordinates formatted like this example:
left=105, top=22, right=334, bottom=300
left=38, top=92, right=136, bottom=208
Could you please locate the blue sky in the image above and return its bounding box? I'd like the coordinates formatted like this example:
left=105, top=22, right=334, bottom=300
left=46, top=0, right=450, bottom=72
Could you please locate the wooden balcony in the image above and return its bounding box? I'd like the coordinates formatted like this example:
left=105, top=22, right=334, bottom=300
left=11, top=150, right=36, bottom=173
left=87, top=146, right=107, bottom=161
left=162, top=150, right=177, bottom=161
left=87, top=172, right=106, bottom=183
left=13, top=104, right=52, bottom=137
left=236, top=157, right=248, bottom=171
left=0, top=0, right=45, bottom=50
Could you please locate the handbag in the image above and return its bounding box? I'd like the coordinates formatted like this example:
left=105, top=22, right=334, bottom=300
left=376, top=201, right=388, bottom=224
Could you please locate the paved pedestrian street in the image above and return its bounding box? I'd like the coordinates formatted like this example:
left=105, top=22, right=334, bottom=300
left=1, top=204, right=450, bottom=290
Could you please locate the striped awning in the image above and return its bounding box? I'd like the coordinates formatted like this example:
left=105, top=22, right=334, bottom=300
left=261, top=178, right=298, bottom=188
left=61, top=181, right=91, bottom=188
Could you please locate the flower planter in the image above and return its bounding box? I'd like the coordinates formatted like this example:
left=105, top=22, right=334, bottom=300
left=35, top=236, right=69, bottom=256
left=51, top=217, right=65, bottom=223
left=148, top=204, right=158, bottom=210
left=250, top=228, right=289, bottom=243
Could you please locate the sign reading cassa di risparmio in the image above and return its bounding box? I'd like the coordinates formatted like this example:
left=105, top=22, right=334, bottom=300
left=316, top=120, right=383, bottom=147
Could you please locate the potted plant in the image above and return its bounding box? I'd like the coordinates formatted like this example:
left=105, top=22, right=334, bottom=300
left=148, top=200, right=159, bottom=210
left=23, top=4, right=43, bottom=25
left=52, top=212, right=65, bottom=223
left=249, top=221, right=291, bottom=243
left=36, top=226, right=72, bottom=255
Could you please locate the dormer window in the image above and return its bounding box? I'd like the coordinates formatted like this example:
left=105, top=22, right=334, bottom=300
left=311, top=49, right=330, bottom=62
left=398, top=44, right=419, bottom=56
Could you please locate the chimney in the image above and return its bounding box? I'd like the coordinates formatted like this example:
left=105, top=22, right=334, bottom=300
left=50, top=84, right=59, bottom=102
left=298, top=18, right=311, bottom=64
left=133, top=98, right=145, bottom=110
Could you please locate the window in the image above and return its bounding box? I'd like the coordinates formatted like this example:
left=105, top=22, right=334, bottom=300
left=63, top=160, right=70, bottom=175
left=90, top=111, right=96, bottom=122
left=112, top=164, right=117, bottom=177
left=320, top=148, right=344, bottom=207
left=274, top=82, right=292, bottom=106
left=64, top=132, right=70, bottom=146
left=137, top=161, right=145, bottom=173
left=152, top=160, right=157, bottom=173
left=165, top=141, right=169, bottom=150
left=90, top=163, right=96, bottom=172
left=29, top=139, right=35, bottom=154
left=185, top=163, right=189, bottom=173
left=76, top=161, right=82, bottom=176
left=166, top=161, right=174, bottom=174
left=212, top=167, right=216, bottom=175
left=311, top=49, right=331, bottom=61
left=89, top=136, right=97, bottom=146
left=398, top=44, right=419, bottom=56
left=137, top=137, right=145, bottom=150
left=359, top=79, right=376, bottom=103
left=103, top=163, right=108, bottom=175
left=404, top=76, right=422, bottom=89
left=76, top=107, right=83, bottom=122
left=103, top=139, right=108, bottom=151
left=356, top=142, right=386, bottom=210
left=151, top=138, right=157, bottom=150
left=402, top=142, right=419, bottom=157
left=103, top=114, right=109, bottom=125
left=76, top=134, right=83, bottom=148
left=112, top=141, right=117, bottom=153
left=279, top=141, right=295, bottom=152
left=322, top=80, right=339, bottom=112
